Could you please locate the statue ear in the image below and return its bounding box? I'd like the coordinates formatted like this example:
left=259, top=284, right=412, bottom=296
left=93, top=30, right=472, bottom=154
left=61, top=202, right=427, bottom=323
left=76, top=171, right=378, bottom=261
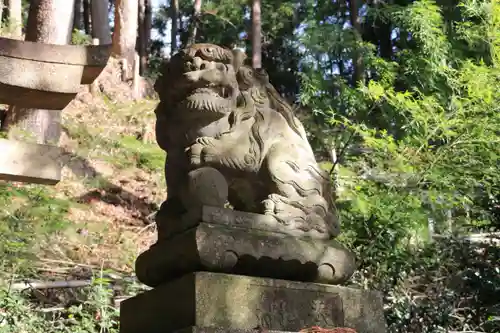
left=255, top=68, right=268, bottom=76
left=228, top=92, right=255, bottom=130
left=231, top=49, right=247, bottom=71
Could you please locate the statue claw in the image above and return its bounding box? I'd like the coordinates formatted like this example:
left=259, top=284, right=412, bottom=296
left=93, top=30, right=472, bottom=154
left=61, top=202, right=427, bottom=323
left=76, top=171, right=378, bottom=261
left=190, top=154, right=202, bottom=166
left=195, top=136, right=216, bottom=147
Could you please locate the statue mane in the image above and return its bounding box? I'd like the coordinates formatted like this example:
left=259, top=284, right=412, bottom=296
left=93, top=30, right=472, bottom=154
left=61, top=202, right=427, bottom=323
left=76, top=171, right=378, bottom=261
left=239, top=67, right=309, bottom=142
left=264, top=83, right=309, bottom=142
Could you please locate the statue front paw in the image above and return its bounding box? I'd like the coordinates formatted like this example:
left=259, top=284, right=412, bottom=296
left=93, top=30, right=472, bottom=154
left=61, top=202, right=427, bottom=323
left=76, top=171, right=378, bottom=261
left=262, top=198, right=275, bottom=215
left=190, top=154, right=202, bottom=166
left=186, top=143, right=203, bottom=166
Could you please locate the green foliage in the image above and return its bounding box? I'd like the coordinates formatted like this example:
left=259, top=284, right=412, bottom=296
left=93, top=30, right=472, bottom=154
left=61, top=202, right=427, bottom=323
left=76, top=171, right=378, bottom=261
left=359, top=238, right=500, bottom=333
left=152, top=0, right=305, bottom=97
left=0, top=274, right=121, bottom=333
left=297, top=0, right=500, bottom=331
left=0, top=183, right=73, bottom=276
left=0, top=19, right=21, bottom=37
left=117, top=136, right=165, bottom=172
left=71, top=30, right=92, bottom=46
left=148, top=2, right=500, bottom=330
left=65, top=117, right=164, bottom=173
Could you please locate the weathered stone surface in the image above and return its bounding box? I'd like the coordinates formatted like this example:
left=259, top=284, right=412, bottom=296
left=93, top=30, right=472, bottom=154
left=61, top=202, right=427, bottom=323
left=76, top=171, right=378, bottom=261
left=120, top=272, right=386, bottom=333
left=154, top=43, right=341, bottom=240
left=0, top=138, right=61, bottom=185
left=135, top=221, right=356, bottom=287
left=0, top=36, right=111, bottom=109
left=158, top=205, right=333, bottom=241
left=0, top=37, right=111, bottom=65
left=180, top=167, right=229, bottom=212
left=173, top=328, right=358, bottom=333
left=174, top=327, right=296, bottom=333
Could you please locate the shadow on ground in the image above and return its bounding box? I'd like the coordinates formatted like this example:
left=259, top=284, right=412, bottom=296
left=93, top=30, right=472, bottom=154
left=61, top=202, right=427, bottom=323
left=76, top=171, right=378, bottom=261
left=59, top=127, right=159, bottom=225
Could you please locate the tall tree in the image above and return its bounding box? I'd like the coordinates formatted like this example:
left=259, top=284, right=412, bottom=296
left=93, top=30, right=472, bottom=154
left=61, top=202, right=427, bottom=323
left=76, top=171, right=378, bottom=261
left=4, top=0, right=75, bottom=144
left=251, top=0, right=262, bottom=68
left=137, top=0, right=147, bottom=74
left=73, top=0, right=84, bottom=31
left=144, top=0, right=152, bottom=54
left=348, top=0, right=363, bottom=84
left=4, top=0, right=23, bottom=38
left=91, top=0, right=112, bottom=44
left=112, top=0, right=138, bottom=66
left=186, top=0, right=202, bottom=46
left=83, top=0, right=91, bottom=34
left=170, top=0, right=178, bottom=55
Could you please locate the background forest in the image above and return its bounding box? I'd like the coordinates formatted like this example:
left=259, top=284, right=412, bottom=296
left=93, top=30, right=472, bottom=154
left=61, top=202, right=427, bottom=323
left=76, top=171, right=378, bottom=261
left=0, top=0, right=499, bottom=332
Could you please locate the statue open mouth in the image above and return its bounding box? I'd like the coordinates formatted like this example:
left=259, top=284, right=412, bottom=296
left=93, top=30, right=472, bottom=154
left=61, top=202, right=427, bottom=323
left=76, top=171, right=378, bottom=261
left=178, top=87, right=234, bottom=115
left=189, top=86, right=232, bottom=101
left=176, top=69, right=238, bottom=116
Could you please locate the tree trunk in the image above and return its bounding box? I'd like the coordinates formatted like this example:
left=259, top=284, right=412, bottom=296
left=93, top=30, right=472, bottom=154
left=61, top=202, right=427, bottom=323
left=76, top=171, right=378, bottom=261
left=137, top=0, right=146, bottom=74
left=348, top=0, right=363, bottom=84
left=5, top=0, right=23, bottom=38
left=170, top=0, right=178, bottom=56
left=112, top=0, right=138, bottom=67
left=91, top=0, right=112, bottom=44
left=4, top=0, right=75, bottom=145
left=135, top=0, right=151, bottom=74
left=187, top=0, right=202, bottom=46
left=144, top=0, right=152, bottom=57
left=363, top=0, right=392, bottom=61
left=83, top=0, right=91, bottom=34
left=375, top=1, right=392, bottom=60
left=251, top=0, right=262, bottom=69
left=73, top=0, right=83, bottom=31
left=0, top=1, right=4, bottom=28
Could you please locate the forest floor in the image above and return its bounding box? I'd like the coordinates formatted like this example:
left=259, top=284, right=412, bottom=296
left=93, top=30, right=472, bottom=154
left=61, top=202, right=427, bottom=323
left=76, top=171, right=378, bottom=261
left=0, top=59, right=164, bottom=328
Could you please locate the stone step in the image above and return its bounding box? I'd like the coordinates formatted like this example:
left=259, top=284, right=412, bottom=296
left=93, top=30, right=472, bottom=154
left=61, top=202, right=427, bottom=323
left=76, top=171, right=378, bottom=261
left=0, top=138, right=61, bottom=185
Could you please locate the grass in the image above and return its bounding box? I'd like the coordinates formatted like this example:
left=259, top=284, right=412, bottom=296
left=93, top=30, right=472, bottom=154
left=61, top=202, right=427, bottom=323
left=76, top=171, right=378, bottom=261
left=67, top=127, right=165, bottom=172
left=0, top=270, right=122, bottom=333
left=118, top=135, right=165, bottom=172
left=0, top=182, right=74, bottom=276
left=64, top=99, right=164, bottom=173
left=0, top=97, right=162, bottom=332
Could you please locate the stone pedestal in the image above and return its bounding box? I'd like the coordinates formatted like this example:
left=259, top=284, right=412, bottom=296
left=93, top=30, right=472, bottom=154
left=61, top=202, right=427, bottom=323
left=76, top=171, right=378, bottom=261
left=122, top=205, right=387, bottom=333
left=120, top=272, right=387, bottom=333
left=136, top=205, right=356, bottom=288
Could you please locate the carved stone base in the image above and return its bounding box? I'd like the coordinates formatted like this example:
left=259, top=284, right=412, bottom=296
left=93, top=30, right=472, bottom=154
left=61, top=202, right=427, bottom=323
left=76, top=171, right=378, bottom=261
left=173, top=328, right=295, bottom=333
left=135, top=218, right=356, bottom=288
left=156, top=205, right=336, bottom=241
left=119, top=272, right=387, bottom=333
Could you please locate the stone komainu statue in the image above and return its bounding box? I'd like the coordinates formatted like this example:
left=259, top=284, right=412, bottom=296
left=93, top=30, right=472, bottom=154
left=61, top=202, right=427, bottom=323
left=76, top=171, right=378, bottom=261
left=124, top=45, right=381, bottom=333
left=154, top=43, right=340, bottom=240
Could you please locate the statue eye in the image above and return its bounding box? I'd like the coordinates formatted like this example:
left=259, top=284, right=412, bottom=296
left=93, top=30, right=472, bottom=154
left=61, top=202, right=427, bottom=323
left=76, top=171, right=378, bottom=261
left=202, top=47, right=215, bottom=55
left=242, top=67, right=253, bottom=76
